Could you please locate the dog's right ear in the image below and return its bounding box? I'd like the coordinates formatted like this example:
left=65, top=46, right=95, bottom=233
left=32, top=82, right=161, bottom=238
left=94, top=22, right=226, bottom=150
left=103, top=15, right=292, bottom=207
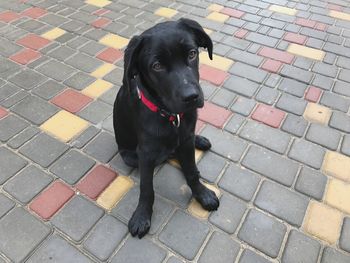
left=123, top=35, right=144, bottom=89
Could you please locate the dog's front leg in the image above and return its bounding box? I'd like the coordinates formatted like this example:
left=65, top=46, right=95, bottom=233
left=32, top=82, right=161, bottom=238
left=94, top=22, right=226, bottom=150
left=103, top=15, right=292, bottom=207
left=177, top=136, right=219, bottom=211
left=128, top=150, right=155, bottom=238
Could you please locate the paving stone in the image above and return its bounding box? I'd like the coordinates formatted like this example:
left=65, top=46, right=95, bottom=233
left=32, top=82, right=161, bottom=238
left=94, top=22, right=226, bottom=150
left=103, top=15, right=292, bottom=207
left=282, top=230, right=321, bottom=263
left=66, top=53, right=103, bottom=73
left=295, top=167, right=327, bottom=200
left=278, top=78, right=308, bottom=97
left=255, top=181, right=309, bottom=226
left=333, top=81, right=350, bottom=97
left=47, top=45, right=76, bottom=61
left=50, top=150, right=95, bottom=184
left=27, top=234, right=92, bottom=263
left=198, top=101, right=232, bottom=128
left=242, top=145, right=299, bottom=186
left=240, top=121, right=291, bottom=154
left=11, top=95, right=58, bottom=125
left=255, top=86, right=279, bottom=105
left=246, top=32, right=279, bottom=47
left=238, top=209, right=286, bottom=258
left=0, top=115, right=28, bottom=142
left=52, top=195, right=103, bottom=242
left=37, top=60, right=76, bottom=82
left=320, top=92, right=350, bottom=113
left=306, top=123, right=341, bottom=150
left=112, top=186, right=174, bottom=235
left=0, top=57, right=20, bottom=79
left=209, top=193, right=246, bottom=234
left=329, top=111, right=350, bottom=133
left=197, top=151, right=227, bottom=183
left=198, top=231, right=240, bottom=263
left=0, top=83, right=19, bottom=102
left=341, top=135, right=350, bottom=156
left=63, top=71, right=96, bottom=91
left=280, top=65, right=313, bottom=84
left=0, top=146, right=27, bottom=184
left=3, top=165, right=52, bottom=204
left=223, top=76, right=260, bottom=98
left=239, top=249, right=272, bottom=263
left=229, top=62, right=268, bottom=83
left=167, top=256, right=183, bottom=263
left=71, top=126, right=100, bottom=149
left=276, top=93, right=307, bottom=116
left=111, top=236, right=166, bottom=263
left=227, top=49, right=264, bottom=67
left=313, top=62, right=338, bottom=78
left=321, top=247, right=350, bottom=263
left=8, top=69, right=46, bottom=90
left=83, top=215, right=128, bottom=261
left=200, top=125, right=248, bottom=161
left=0, top=193, right=14, bottom=219
left=19, top=133, right=69, bottom=168
left=7, top=126, right=40, bottom=149
left=78, top=100, right=112, bottom=124
left=32, top=79, right=66, bottom=100
left=281, top=114, right=308, bottom=137
left=340, top=217, right=350, bottom=253
left=159, top=210, right=209, bottom=260
left=109, top=152, right=133, bottom=175
left=231, top=97, right=256, bottom=116
left=84, top=131, right=117, bottom=163
left=0, top=90, right=29, bottom=109
left=293, top=57, right=313, bottom=70
left=0, top=207, right=50, bottom=262
left=312, top=74, right=334, bottom=91
left=288, top=139, right=326, bottom=169
left=224, top=114, right=246, bottom=134
left=210, top=89, right=236, bottom=108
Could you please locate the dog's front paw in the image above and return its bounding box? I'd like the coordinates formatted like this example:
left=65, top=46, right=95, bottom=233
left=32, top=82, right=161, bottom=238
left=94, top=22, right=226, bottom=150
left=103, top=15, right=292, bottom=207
left=193, top=184, right=219, bottom=211
left=195, top=135, right=211, bottom=151
left=128, top=207, right=152, bottom=239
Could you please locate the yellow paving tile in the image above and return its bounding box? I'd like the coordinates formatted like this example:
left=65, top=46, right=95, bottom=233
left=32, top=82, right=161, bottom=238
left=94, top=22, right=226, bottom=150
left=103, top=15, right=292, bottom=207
left=203, top=28, right=213, bottom=35
left=199, top=52, right=233, bottom=71
left=99, top=33, right=129, bottom=49
left=269, top=5, right=297, bottom=16
left=40, top=110, right=89, bottom=142
left=287, top=43, right=325, bottom=61
left=91, top=63, right=116, bottom=78
left=85, top=0, right=111, bottom=8
left=154, top=7, right=178, bottom=18
left=82, top=79, right=113, bottom=98
left=322, top=151, right=350, bottom=182
left=168, top=149, right=204, bottom=168
left=303, top=201, right=342, bottom=244
left=187, top=183, right=220, bottom=219
left=329, top=10, right=350, bottom=21
left=41, top=27, right=66, bottom=40
left=206, top=12, right=229, bottom=23
left=96, top=175, right=134, bottom=210
left=207, top=4, right=224, bottom=12
left=325, top=178, right=350, bottom=214
left=303, top=102, right=332, bottom=125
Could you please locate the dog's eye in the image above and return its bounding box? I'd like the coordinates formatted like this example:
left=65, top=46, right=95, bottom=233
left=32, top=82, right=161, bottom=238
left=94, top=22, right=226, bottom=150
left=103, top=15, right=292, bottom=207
left=152, top=62, right=163, bottom=71
left=188, top=50, right=197, bottom=61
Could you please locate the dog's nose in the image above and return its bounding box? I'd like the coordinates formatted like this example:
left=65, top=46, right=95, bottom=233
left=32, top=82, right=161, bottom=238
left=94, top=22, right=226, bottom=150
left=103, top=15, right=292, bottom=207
left=182, top=90, right=199, bottom=102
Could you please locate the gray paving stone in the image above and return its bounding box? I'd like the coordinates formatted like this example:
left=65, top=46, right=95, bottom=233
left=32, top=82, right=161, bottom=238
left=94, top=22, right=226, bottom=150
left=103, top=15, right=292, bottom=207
left=341, top=135, right=350, bottom=156
left=8, top=70, right=46, bottom=90
left=11, top=95, right=58, bottom=125
left=99, top=86, right=119, bottom=105
left=288, top=139, right=326, bottom=169
left=339, top=217, right=350, bottom=253
left=231, top=96, right=256, bottom=116
left=83, top=215, right=128, bottom=261
left=276, top=93, right=307, bottom=116
left=246, top=32, right=279, bottom=47
left=50, top=150, right=95, bottom=185
left=19, top=133, right=69, bottom=168
left=210, top=88, right=236, bottom=108
left=200, top=125, right=248, bottom=161
left=228, top=49, right=264, bottom=67
left=240, top=121, right=291, bottom=154
left=223, top=76, right=260, bottom=98
left=0, top=83, right=19, bottom=102
left=37, top=60, right=76, bottom=82
left=111, top=236, right=166, bottom=263
left=278, top=78, right=308, bottom=98
left=329, top=111, right=350, bottom=133
left=3, top=165, right=52, bottom=204
left=255, top=86, right=279, bottom=105
left=224, top=114, right=246, bottom=134
left=78, top=100, right=112, bottom=124
left=242, top=145, right=299, bottom=186
left=339, top=68, right=350, bottom=83
left=306, top=123, right=341, bottom=150
left=52, top=195, right=104, bottom=242
left=198, top=231, right=240, bottom=263
left=103, top=67, right=123, bottom=85
left=282, top=230, right=321, bottom=263
left=219, top=163, right=260, bottom=201
left=209, top=193, right=246, bottom=234
left=201, top=82, right=216, bottom=100
left=229, top=62, right=268, bottom=83
left=280, top=65, right=313, bottom=84
left=109, top=152, right=133, bottom=175
left=66, top=53, right=103, bottom=73
left=7, top=126, right=40, bottom=149
left=312, top=74, right=333, bottom=91
left=159, top=210, right=209, bottom=260
left=313, top=62, right=338, bottom=78
left=32, top=79, right=66, bottom=100
left=0, top=146, right=27, bottom=184
left=337, top=56, right=350, bottom=69
left=48, top=45, right=76, bottom=61
left=0, top=207, right=51, bottom=262
left=167, top=256, right=183, bottom=263
left=255, top=181, right=309, bottom=226
left=40, top=13, right=68, bottom=26
left=112, top=186, right=174, bottom=235
left=27, top=234, right=92, bottom=263
left=321, top=247, right=350, bottom=263
left=0, top=58, right=20, bottom=79
left=320, top=92, right=350, bottom=113
left=84, top=131, right=117, bottom=163
left=79, top=41, right=105, bottom=56
left=293, top=57, right=313, bottom=70
left=0, top=115, right=28, bottom=142
left=0, top=193, right=14, bottom=219
left=295, top=167, right=327, bottom=200
left=0, top=38, right=21, bottom=57
left=71, top=126, right=99, bottom=149
left=265, top=74, right=281, bottom=88
left=333, top=81, right=350, bottom=97
left=239, top=249, right=272, bottom=263
left=238, top=209, right=286, bottom=258
left=281, top=114, right=308, bottom=137
left=197, top=151, right=227, bottom=183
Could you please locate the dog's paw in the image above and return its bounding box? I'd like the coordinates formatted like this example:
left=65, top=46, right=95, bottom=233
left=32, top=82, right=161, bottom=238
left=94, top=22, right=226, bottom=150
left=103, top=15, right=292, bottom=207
left=128, top=207, right=152, bottom=239
left=193, top=184, right=219, bottom=211
left=195, top=135, right=211, bottom=151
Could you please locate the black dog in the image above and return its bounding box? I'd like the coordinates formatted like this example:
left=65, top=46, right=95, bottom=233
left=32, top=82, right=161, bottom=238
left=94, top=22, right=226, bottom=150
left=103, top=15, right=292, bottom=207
left=113, top=18, right=219, bottom=238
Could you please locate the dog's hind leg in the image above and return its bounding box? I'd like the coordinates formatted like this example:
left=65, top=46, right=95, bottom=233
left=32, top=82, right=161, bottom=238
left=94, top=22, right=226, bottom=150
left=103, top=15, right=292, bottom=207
left=120, top=150, right=138, bottom=168
left=194, top=135, right=211, bottom=151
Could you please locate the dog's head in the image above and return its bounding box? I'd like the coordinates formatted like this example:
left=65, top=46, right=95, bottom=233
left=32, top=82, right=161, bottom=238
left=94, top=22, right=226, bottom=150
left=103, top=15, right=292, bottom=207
left=123, top=18, right=213, bottom=113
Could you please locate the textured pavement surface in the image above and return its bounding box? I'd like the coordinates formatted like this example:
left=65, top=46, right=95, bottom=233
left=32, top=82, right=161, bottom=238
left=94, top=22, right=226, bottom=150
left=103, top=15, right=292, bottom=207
left=0, top=0, right=350, bottom=262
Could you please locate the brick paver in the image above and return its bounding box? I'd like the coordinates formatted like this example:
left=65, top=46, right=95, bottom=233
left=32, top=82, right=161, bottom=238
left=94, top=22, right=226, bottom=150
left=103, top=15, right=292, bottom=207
left=0, top=0, right=350, bottom=262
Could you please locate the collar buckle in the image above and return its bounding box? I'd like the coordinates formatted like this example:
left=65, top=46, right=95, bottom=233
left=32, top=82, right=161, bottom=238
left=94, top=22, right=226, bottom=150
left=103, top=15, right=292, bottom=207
left=172, top=114, right=180, bottom=128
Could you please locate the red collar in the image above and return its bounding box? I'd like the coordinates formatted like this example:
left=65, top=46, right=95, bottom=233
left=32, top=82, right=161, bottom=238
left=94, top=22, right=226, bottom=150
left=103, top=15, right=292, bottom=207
left=136, top=87, right=183, bottom=127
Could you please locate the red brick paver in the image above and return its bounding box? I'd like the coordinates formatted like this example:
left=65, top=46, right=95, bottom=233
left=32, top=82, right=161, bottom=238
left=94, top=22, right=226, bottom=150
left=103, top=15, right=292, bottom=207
left=251, top=104, right=286, bottom=128
left=17, top=34, right=51, bottom=50
left=261, top=59, right=282, bottom=73
left=198, top=101, right=232, bottom=128
left=21, top=7, right=47, bottom=18
left=51, top=89, right=93, bottom=113
left=234, top=29, right=248, bottom=38
left=284, top=32, right=307, bottom=45
left=97, top=47, right=123, bottom=63
left=258, top=47, right=294, bottom=64
left=0, top=11, right=20, bottom=22
left=295, top=18, right=316, bottom=28
left=305, top=86, right=322, bottom=103
left=0, top=107, right=8, bottom=119
left=91, top=17, right=111, bottom=28
left=199, top=65, right=229, bottom=86
left=10, top=48, right=41, bottom=65
left=220, top=7, right=244, bottom=18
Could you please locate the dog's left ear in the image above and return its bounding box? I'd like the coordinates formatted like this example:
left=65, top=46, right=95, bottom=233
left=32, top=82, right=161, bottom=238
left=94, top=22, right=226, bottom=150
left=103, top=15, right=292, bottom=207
left=179, top=18, right=213, bottom=60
